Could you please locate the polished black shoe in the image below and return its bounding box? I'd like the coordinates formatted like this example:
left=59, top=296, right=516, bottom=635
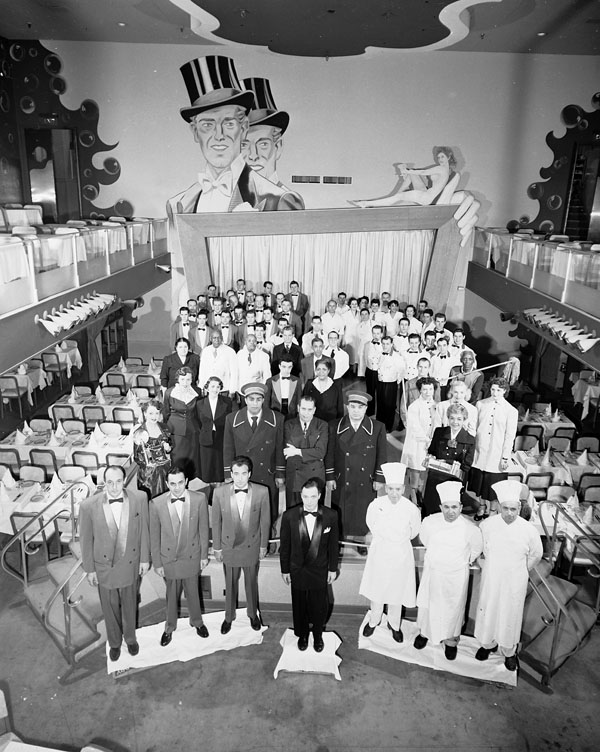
left=362, top=623, right=376, bottom=638
left=221, top=620, right=232, bottom=635
left=313, top=636, right=325, bottom=653
left=160, top=632, right=172, bottom=647
left=357, top=546, right=368, bottom=556
left=444, top=644, right=458, bottom=661
left=249, top=615, right=262, bottom=631
left=196, top=625, right=209, bottom=638
left=388, top=623, right=403, bottom=643
left=127, top=641, right=139, bottom=656
left=413, top=634, right=428, bottom=650
left=297, top=635, right=309, bottom=651
left=109, top=646, right=121, bottom=662
left=504, top=654, right=519, bottom=672
left=475, top=645, right=498, bottom=661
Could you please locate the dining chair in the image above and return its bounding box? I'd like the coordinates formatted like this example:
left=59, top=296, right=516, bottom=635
left=29, top=417, right=53, bottom=433
left=0, top=448, right=22, bottom=476
left=547, top=436, right=571, bottom=451
left=578, top=473, right=600, bottom=494
left=0, top=375, right=29, bottom=420
left=41, top=352, right=70, bottom=391
left=131, top=387, right=150, bottom=399
left=575, top=435, right=600, bottom=452
left=57, top=464, right=86, bottom=482
left=62, top=418, right=86, bottom=434
left=518, top=425, right=544, bottom=446
left=82, top=406, right=105, bottom=432
left=29, top=448, right=59, bottom=480
left=106, top=453, right=130, bottom=467
left=582, top=486, right=600, bottom=503
left=125, top=356, right=144, bottom=366
left=546, top=484, right=576, bottom=503
left=71, top=451, right=102, bottom=477
left=135, top=374, right=157, bottom=397
left=98, top=421, right=122, bottom=437
left=526, top=472, right=553, bottom=501
left=19, top=464, right=47, bottom=483
left=113, top=408, right=136, bottom=433
left=553, top=426, right=576, bottom=442
left=106, top=372, right=127, bottom=394
left=51, top=404, right=75, bottom=427
left=513, top=435, right=538, bottom=452
left=101, top=386, right=121, bottom=396
left=74, top=385, right=93, bottom=396
left=506, top=471, right=524, bottom=484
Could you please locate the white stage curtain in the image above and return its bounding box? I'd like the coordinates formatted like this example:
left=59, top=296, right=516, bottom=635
left=208, top=230, right=435, bottom=314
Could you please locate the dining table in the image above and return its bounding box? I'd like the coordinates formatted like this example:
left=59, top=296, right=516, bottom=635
left=99, top=363, right=161, bottom=389
left=4, top=363, right=49, bottom=405
left=26, top=233, right=87, bottom=270
left=2, top=206, right=43, bottom=226
left=49, top=393, right=146, bottom=422
left=0, top=236, right=31, bottom=283
left=517, top=406, right=576, bottom=446
left=509, top=449, right=600, bottom=488
left=42, top=341, right=83, bottom=379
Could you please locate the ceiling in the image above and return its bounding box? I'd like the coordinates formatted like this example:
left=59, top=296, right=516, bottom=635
left=0, top=0, right=598, bottom=56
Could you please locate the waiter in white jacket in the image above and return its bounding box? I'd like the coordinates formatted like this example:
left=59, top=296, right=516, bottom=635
left=359, top=462, right=421, bottom=644
left=413, top=481, right=483, bottom=660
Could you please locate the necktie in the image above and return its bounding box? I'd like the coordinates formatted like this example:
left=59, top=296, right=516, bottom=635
left=109, top=497, right=123, bottom=504
left=170, top=496, right=186, bottom=503
left=303, top=510, right=317, bottom=517
left=234, top=488, right=248, bottom=494
left=251, top=416, right=258, bottom=432
left=248, top=353, right=252, bottom=364
left=302, top=422, right=308, bottom=435
left=198, top=172, right=233, bottom=196
left=285, top=345, right=290, bottom=352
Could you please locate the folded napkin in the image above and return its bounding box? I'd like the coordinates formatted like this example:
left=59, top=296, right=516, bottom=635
left=54, top=344, right=62, bottom=354
left=15, top=429, right=27, bottom=445
left=47, top=430, right=59, bottom=446
left=1, top=469, right=16, bottom=489
left=565, top=492, right=579, bottom=514
left=576, top=449, right=589, bottom=466
left=551, top=410, right=561, bottom=423
left=68, top=392, right=76, bottom=404
left=95, top=386, right=106, bottom=404
left=92, top=423, right=105, bottom=442
left=17, top=364, right=27, bottom=375
left=577, top=337, right=600, bottom=353
left=582, top=505, right=595, bottom=526
left=49, top=473, right=64, bottom=496
left=149, top=357, right=156, bottom=370
left=126, top=389, right=135, bottom=403
left=119, top=357, right=127, bottom=372
left=86, top=434, right=98, bottom=449
left=540, top=447, right=552, bottom=466
left=544, top=405, right=552, bottom=417
left=61, top=341, right=69, bottom=350
left=0, top=483, right=10, bottom=503
left=22, top=420, right=33, bottom=436
left=55, top=421, right=66, bottom=439
left=523, top=408, right=530, bottom=421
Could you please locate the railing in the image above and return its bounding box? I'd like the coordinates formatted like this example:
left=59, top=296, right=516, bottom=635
left=0, top=218, right=167, bottom=317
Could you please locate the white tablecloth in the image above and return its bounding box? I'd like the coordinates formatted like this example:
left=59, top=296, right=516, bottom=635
left=518, top=412, right=576, bottom=444
left=4, top=206, right=43, bottom=226
left=29, top=234, right=86, bottom=269
left=509, top=451, right=571, bottom=485
left=49, top=394, right=145, bottom=421
left=99, top=364, right=160, bottom=388
left=0, top=238, right=30, bottom=282
left=0, top=429, right=133, bottom=466
left=582, top=384, right=600, bottom=420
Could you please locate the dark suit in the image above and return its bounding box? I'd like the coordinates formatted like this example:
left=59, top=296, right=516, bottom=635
left=170, top=319, right=198, bottom=352
left=79, top=489, right=150, bottom=649
left=212, top=483, right=271, bottom=622
left=280, top=504, right=339, bottom=640
left=149, top=490, right=209, bottom=632
left=223, top=407, right=285, bottom=519
left=160, top=352, right=200, bottom=389
left=271, top=343, right=302, bottom=377
left=264, top=375, right=302, bottom=418
left=194, top=325, right=214, bottom=356
left=196, top=394, right=232, bottom=483
left=283, top=417, right=328, bottom=508
left=284, top=291, right=310, bottom=322
left=279, top=311, right=304, bottom=340
left=325, top=415, right=387, bottom=538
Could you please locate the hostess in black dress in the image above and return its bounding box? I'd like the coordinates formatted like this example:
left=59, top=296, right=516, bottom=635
left=196, top=394, right=232, bottom=483
left=422, top=426, right=475, bottom=517
left=163, top=385, right=201, bottom=480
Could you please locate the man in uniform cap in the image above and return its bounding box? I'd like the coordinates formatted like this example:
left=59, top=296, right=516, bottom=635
left=359, top=462, right=420, bottom=643
left=223, top=381, right=285, bottom=524
left=325, top=391, right=387, bottom=542
left=413, top=480, right=483, bottom=660
left=474, top=479, right=543, bottom=671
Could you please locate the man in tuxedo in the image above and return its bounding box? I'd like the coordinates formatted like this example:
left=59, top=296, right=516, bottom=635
left=323, top=331, right=349, bottom=380
left=279, top=299, right=303, bottom=341
left=283, top=395, right=328, bottom=508
left=271, top=326, right=302, bottom=377
left=223, top=382, right=285, bottom=522
left=280, top=478, right=339, bottom=652
left=262, top=281, right=275, bottom=310
left=149, top=467, right=210, bottom=645
left=193, top=309, right=214, bottom=355
left=264, top=356, right=302, bottom=418
left=284, top=280, right=310, bottom=328
left=79, top=465, right=150, bottom=661
left=212, top=455, right=271, bottom=633
left=170, top=306, right=198, bottom=351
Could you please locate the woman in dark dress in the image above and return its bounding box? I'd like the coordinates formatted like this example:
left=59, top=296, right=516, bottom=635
left=160, top=337, right=200, bottom=390
left=421, top=403, right=475, bottom=518
left=302, top=358, right=344, bottom=423
left=196, top=376, right=232, bottom=485
left=162, top=366, right=201, bottom=480
left=132, top=399, right=173, bottom=498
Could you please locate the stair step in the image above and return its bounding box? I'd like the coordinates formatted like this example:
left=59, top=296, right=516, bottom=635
left=520, top=599, right=597, bottom=676
left=523, top=568, right=580, bottom=643
left=46, top=555, right=104, bottom=625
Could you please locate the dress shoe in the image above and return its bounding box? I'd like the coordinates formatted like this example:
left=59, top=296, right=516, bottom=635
left=313, top=635, right=324, bottom=653
left=357, top=546, right=368, bottom=556
left=109, top=646, right=121, bottom=662
left=297, top=635, right=309, bottom=651
left=475, top=645, right=498, bottom=661
left=504, top=654, right=519, bottom=672
left=221, top=619, right=232, bottom=635
left=160, top=632, right=172, bottom=647
left=388, top=623, right=403, bottom=643
left=413, top=634, right=428, bottom=650
left=127, top=641, right=139, bottom=656
left=362, top=623, right=376, bottom=638
left=196, top=625, right=209, bottom=638
left=444, top=644, right=458, bottom=661
left=249, top=615, right=262, bottom=631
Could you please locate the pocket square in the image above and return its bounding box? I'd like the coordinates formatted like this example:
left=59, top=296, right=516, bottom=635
left=323, top=527, right=331, bottom=534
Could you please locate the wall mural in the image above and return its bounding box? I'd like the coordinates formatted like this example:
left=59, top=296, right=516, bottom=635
left=0, top=37, right=133, bottom=219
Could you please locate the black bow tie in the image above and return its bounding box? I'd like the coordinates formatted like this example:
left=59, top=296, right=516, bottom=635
left=281, top=376, right=290, bottom=380
left=439, top=355, right=448, bottom=359
left=303, top=510, right=317, bottom=517
left=170, top=496, right=186, bottom=503
left=382, top=352, right=390, bottom=356
left=198, top=328, right=206, bottom=331
left=371, top=340, right=381, bottom=345
left=222, top=326, right=229, bottom=329
left=235, top=487, right=248, bottom=494
left=108, top=497, right=123, bottom=504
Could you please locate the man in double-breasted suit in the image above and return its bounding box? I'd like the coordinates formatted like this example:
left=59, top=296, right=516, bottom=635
left=149, top=467, right=210, bottom=645
left=264, top=356, right=302, bottom=419
left=280, top=478, right=339, bottom=651
left=212, top=455, right=271, bottom=634
left=283, top=395, right=328, bottom=508
left=325, top=391, right=387, bottom=541
left=271, top=326, right=302, bottom=377
left=223, top=382, right=285, bottom=522
left=79, top=465, right=150, bottom=661
left=284, top=280, right=310, bottom=327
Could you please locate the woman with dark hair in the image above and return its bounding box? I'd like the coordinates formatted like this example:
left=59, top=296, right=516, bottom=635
left=421, top=403, right=475, bottom=517
left=132, top=399, right=173, bottom=498
left=197, top=376, right=232, bottom=485
left=302, top=358, right=344, bottom=423
left=162, top=366, right=201, bottom=479
left=160, top=337, right=200, bottom=390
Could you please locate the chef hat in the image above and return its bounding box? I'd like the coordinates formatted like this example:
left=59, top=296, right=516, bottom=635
left=381, top=462, right=406, bottom=485
left=436, top=481, right=463, bottom=504
left=491, top=480, right=523, bottom=504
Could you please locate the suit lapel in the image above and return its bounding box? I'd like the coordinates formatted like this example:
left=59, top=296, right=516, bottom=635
left=101, top=493, right=119, bottom=544
left=273, top=377, right=282, bottom=404
left=176, top=492, right=191, bottom=558
left=113, top=492, right=131, bottom=564
left=304, top=509, right=323, bottom=565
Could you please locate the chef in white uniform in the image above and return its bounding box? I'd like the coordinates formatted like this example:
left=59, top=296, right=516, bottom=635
left=474, top=480, right=543, bottom=671
left=413, top=481, right=483, bottom=660
left=359, top=462, right=421, bottom=643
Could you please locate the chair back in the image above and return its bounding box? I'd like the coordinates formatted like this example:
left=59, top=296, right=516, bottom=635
left=57, top=464, right=86, bottom=482
left=29, top=448, right=59, bottom=480
left=74, top=385, right=92, bottom=396
left=131, top=387, right=149, bottom=399
left=62, top=418, right=86, bottom=434
left=106, top=453, right=130, bottom=467
left=71, top=451, right=101, bottom=475
left=125, top=357, right=144, bottom=365
left=547, top=436, right=571, bottom=451
left=41, top=352, right=68, bottom=372
left=99, top=421, right=122, bottom=437
left=0, top=375, right=25, bottom=397
left=106, top=372, right=127, bottom=393
left=583, top=486, right=600, bottom=503
left=19, top=464, right=47, bottom=483
left=101, top=386, right=121, bottom=396
left=135, top=374, right=157, bottom=396
left=506, top=471, right=524, bottom=484
left=82, top=406, right=105, bottom=432
left=113, top=408, right=136, bottom=433
left=514, top=435, right=537, bottom=452
left=575, top=435, right=600, bottom=452
left=51, top=404, right=75, bottom=425
left=526, top=472, right=553, bottom=500
left=0, top=448, right=22, bottom=474
left=30, top=418, right=52, bottom=432
left=546, top=484, right=576, bottom=503
left=553, top=426, right=576, bottom=442
left=578, top=473, right=600, bottom=494
left=519, top=425, right=544, bottom=443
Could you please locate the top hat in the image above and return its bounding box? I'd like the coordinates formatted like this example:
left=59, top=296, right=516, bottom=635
left=179, top=56, right=256, bottom=122
left=242, top=77, right=289, bottom=134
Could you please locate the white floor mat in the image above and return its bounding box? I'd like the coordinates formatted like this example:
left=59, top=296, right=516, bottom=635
left=106, top=608, right=266, bottom=674
left=358, top=613, right=517, bottom=687
left=273, top=629, right=342, bottom=680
